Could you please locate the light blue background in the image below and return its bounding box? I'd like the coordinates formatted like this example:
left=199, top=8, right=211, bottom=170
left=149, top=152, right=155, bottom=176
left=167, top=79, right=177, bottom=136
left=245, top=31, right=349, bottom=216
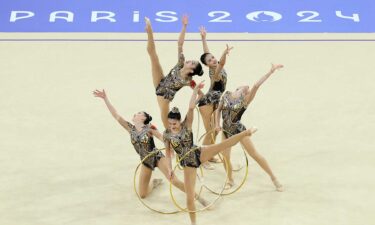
left=0, top=0, right=373, bottom=32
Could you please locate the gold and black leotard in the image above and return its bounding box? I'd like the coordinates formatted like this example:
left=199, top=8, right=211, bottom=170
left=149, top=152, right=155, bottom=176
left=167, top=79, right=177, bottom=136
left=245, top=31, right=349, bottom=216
left=156, top=53, right=191, bottom=101
left=220, top=91, right=248, bottom=138
left=163, top=121, right=201, bottom=168
left=127, top=122, right=164, bottom=170
left=197, top=68, right=227, bottom=109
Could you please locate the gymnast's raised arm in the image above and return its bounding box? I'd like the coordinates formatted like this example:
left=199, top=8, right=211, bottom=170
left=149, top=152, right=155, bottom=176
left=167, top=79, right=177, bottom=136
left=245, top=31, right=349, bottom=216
left=93, top=89, right=131, bottom=132
left=245, top=64, right=284, bottom=105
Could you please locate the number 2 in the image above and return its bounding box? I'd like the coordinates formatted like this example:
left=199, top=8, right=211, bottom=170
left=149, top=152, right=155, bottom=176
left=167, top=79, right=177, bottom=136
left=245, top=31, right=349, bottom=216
left=297, top=11, right=322, bottom=22
left=208, top=11, right=232, bottom=22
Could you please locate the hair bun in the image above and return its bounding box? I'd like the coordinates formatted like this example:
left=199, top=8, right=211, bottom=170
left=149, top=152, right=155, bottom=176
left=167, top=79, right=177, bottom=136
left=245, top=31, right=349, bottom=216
left=143, top=112, right=152, bottom=125
left=171, top=107, right=180, bottom=114
left=168, top=107, right=182, bottom=120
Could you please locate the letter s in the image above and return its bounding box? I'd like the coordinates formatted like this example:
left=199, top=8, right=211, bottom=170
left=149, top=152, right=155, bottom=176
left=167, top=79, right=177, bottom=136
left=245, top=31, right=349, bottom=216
left=155, top=11, right=178, bottom=22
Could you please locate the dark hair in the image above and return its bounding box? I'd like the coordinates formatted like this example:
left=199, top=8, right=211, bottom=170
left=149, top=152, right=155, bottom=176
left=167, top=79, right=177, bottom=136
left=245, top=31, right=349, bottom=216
left=189, top=62, right=204, bottom=77
left=167, top=107, right=181, bottom=120
left=200, top=53, right=211, bottom=65
left=143, top=112, right=152, bottom=125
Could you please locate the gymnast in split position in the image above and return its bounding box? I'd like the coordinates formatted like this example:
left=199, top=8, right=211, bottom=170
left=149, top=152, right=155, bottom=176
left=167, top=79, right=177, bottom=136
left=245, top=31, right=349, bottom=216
left=163, top=81, right=257, bottom=225
left=215, top=64, right=284, bottom=191
left=197, top=26, right=232, bottom=169
left=93, top=89, right=208, bottom=206
left=145, top=15, right=204, bottom=129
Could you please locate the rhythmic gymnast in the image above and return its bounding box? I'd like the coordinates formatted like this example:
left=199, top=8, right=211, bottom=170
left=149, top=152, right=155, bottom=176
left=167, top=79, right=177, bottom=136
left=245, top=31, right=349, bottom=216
left=215, top=64, right=284, bottom=191
left=197, top=26, right=232, bottom=169
left=93, top=89, right=208, bottom=205
left=145, top=15, right=204, bottom=129
left=163, top=82, right=257, bottom=225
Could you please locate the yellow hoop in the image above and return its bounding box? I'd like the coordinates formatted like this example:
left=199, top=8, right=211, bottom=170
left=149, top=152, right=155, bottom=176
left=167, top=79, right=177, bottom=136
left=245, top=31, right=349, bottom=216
left=195, top=106, right=201, bottom=143
left=133, top=148, right=181, bottom=214
left=197, top=129, right=250, bottom=196
left=169, top=146, right=229, bottom=213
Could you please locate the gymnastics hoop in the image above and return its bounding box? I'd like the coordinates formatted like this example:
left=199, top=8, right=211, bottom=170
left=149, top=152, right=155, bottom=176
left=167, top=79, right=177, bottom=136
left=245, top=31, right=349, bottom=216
left=133, top=148, right=181, bottom=214
left=197, top=129, right=250, bottom=196
left=169, top=146, right=229, bottom=213
left=195, top=106, right=201, bottom=143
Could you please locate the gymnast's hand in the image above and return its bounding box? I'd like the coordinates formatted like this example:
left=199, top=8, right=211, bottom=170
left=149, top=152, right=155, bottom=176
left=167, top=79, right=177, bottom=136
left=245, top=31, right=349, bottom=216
left=182, top=14, right=189, bottom=26
left=199, top=26, right=207, bottom=39
left=93, top=89, right=107, bottom=99
left=195, top=80, right=205, bottom=90
left=270, top=63, right=284, bottom=73
left=224, top=44, right=234, bottom=56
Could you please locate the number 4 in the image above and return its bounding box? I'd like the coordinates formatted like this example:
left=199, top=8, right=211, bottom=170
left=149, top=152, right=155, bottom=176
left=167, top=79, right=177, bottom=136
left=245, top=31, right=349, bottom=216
left=336, top=11, right=360, bottom=22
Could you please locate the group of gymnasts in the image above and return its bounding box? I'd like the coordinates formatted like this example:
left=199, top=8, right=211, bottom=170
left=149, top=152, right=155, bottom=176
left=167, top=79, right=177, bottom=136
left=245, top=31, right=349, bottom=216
left=94, top=15, right=284, bottom=225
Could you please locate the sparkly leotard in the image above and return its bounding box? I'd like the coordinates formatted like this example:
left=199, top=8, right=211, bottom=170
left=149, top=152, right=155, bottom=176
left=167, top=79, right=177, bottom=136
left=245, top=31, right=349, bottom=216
left=220, top=92, right=248, bottom=138
left=163, top=121, right=201, bottom=168
left=197, top=68, right=227, bottom=109
left=156, top=53, right=192, bottom=101
left=127, top=122, right=164, bottom=170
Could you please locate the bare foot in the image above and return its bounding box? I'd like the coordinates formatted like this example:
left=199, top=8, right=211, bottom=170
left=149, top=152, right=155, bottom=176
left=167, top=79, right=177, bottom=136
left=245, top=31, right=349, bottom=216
left=208, top=156, right=221, bottom=163
left=232, top=163, right=244, bottom=172
left=202, top=161, right=215, bottom=170
left=245, top=127, right=258, bottom=136
left=224, top=179, right=234, bottom=190
left=145, top=17, right=151, bottom=31
left=197, top=196, right=210, bottom=207
left=272, top=179, right=284, bottom=192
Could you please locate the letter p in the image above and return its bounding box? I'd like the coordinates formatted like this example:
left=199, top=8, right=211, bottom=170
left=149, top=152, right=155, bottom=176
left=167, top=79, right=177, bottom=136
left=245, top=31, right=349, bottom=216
left=10, top=11, right=35, bottom=22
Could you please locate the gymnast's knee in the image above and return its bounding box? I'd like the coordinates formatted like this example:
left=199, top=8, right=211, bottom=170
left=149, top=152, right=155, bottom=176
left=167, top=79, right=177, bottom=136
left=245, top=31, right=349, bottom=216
left=138, top=189, right=147, bottom=199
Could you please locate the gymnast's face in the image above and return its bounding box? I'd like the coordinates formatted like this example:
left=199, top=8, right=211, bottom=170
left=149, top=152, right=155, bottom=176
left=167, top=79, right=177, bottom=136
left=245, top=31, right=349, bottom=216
left=168, top=118, right=181, bottom=132
left=204, top=54, right=217, bottom=67
left=132, top=111, right=146, bottom=124
left=184, top=60, right=199, bottom=70
left=233, top=85, right=250, bottom=98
